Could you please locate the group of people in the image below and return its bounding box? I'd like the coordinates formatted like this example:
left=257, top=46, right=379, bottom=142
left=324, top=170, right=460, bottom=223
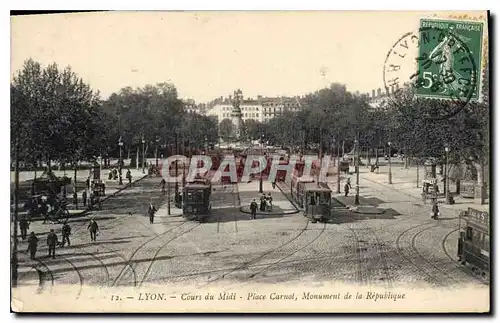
left=24, top=218, right=100, bottom=260
left=249, top=193, right=273, bottom=220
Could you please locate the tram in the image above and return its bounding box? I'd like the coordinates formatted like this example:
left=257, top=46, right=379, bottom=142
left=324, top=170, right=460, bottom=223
left=182, top=179, right=212, bottom=222
left=290, top=174, right=315, bottom=208
left=458, top=208, right=490, bottom=278
left=302, top=182, right=332, bottom=223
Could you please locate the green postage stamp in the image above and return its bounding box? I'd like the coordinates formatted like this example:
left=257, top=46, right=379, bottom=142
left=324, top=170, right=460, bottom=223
left=415, top=18, right=484, bottom=102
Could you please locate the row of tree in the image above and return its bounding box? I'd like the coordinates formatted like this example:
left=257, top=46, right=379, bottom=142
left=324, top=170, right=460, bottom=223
left=11, top=59, right=219, bottom=170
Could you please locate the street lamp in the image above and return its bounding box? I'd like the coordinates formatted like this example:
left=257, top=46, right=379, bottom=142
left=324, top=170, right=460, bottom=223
left=118, top=137, right=123, bottom=185
left=445, top=145, right=450, bottom=204
left=388, top=141, right=393, bottom=184
left=336, top=136, right=341, bottom=194
left=141, top=137, right=146, bottom=174
left=354, top=138, right=360, bottom=205
left=155, top=136, right=160, bottom=167
left=259, top=133, right=264, bottom=193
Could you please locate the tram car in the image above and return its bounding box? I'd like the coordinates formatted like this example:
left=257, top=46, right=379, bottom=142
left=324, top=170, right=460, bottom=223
left=182, top=180, right=212, bottom=222
left=458, top=208, right=490, bottom=278
left=302, top=182, right=332, bottom=223
left=290, top=174, right=315, bottom=208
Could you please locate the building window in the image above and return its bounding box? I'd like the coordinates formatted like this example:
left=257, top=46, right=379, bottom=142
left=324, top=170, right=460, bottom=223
left=244, top=113, right=247, bottom=117
left=256, top=107, right=259, bottom=111
left=256, top=113, right=259, bottom=117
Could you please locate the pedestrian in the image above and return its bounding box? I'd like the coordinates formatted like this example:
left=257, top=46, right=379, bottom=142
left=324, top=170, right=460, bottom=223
left=87, top=218, right=99, bottom=242
left=47, top=229, right=58, bottom=259
left=19, top=215, right=29, bottom=240
left=27, top=232, right=38, bottom=260
left=73, top=191, right=78, bottom=209
left=148, top=201, right=157, bottom=224
left=103, top=183, right=106, bottom=196
left=344, top=183, right=350, bottom=197
left=160, top=178, right=166, bottom=194
left=259, top=194, right=266, bottom=212
left=267, top=193, right=273, bottom=212
left=41, top=199, right=49, bottom=224
left=346, top=177, right=352, bottom=189
left=431, top=200, right=440, bottom=220
left=85, top=177, right=90, bottom=190
left=82, top=190, right=87, bottom=207
left=60, top=221, right=72, bottom=247
left=127, top=169, right=132, bottom=185
left=272, top=180, right=276, bottom=190
left=250, top=199, right=258, bottom=220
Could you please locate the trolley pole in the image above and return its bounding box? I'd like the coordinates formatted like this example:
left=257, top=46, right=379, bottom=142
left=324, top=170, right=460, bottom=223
left=11, top=138, right=20, bottom=288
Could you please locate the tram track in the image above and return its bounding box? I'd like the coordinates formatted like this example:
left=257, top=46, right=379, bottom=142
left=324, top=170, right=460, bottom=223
left=201, top=218, right=311, bottom=287
left=58, top=254, right=84, bottom=299
left=247, top=222, right=327, bottom=279
left=137, top=222, right=202, bottom=287
left=18, top=251, right=54, bottom=294
left=110, top=222, right=187, bottom=287
left=410, top=224, right=461, bottom=285
left=395, top=221, right=453, bottom=286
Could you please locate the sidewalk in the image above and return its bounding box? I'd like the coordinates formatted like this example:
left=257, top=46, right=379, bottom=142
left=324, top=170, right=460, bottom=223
left=238, top=180, right=298, bottom=216
left=14, top=168, right=148, bottom=221
left=360, top=165, right=490, bottom=213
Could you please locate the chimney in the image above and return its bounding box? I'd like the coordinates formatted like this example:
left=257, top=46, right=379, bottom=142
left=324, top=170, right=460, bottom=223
left=377, top=88, right=382, bottom=97
left=372, top=89, right=375, bottom=98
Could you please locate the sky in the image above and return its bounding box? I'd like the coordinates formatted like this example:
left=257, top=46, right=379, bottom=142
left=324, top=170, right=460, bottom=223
left=11, top=11, right=487, bottom=103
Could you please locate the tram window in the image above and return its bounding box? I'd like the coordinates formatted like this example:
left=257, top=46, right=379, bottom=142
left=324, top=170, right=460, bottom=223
left=309, top=195, right=316, bottom=205
left=466, top=227, right=473, bottom=241
left=187, top=192, right=193, bottom=201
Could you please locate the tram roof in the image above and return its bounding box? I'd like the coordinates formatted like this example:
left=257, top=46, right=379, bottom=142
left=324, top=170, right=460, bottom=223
left=303, top=182, right=331, bottom=192
left=184, top=182, right=211, bottom=189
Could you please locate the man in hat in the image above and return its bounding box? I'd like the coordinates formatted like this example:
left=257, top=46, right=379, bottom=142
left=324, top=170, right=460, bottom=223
left=47, top=229, right=58, bottom=258
left=19, top=215, right=29, bottom=240
left=87, top=218, right=99, bottom=242
left=250, top=199, right=258, bottom=220
left=148, top=201, right=157, bottom=224
left=259, top=194, right=266, bottom=212
left=27, top=232, right=38, bottom=260
left=60, top=221, right=72, bottom=247
left=82, top=190, right=87, bottom=207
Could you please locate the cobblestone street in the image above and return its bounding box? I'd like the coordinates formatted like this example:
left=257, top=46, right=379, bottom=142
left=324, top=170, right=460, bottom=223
left=15, top=168, right=489, bottom=301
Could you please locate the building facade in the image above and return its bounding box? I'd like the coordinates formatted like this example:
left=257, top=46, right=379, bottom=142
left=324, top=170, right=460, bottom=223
left=205, top=93, right=303, bottom=124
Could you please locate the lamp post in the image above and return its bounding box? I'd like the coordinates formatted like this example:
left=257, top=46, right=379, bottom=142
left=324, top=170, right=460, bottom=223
left=259, top=132, right=264, bottom=193
left=355, top=138, right=360, bottom=205
left=445, top=145, right=450, bottom=204
left=388, top=141, right=393, bottom=184
left=336, top=135, right=341, bottom=194
left=205, top=135, right=208, bottom=153
left=118, top=137, right=123, bottom=185
left=155, top=136, right=160, bottom=167
left=141, top=137, right=145, bottom=174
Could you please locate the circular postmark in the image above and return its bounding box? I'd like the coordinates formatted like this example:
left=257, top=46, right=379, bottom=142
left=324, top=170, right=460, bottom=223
left=383, top=24, right=479, bottom=120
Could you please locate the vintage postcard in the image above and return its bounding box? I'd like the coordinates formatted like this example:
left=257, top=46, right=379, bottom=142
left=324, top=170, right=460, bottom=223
left=10, top=11, right=490, bottom=313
